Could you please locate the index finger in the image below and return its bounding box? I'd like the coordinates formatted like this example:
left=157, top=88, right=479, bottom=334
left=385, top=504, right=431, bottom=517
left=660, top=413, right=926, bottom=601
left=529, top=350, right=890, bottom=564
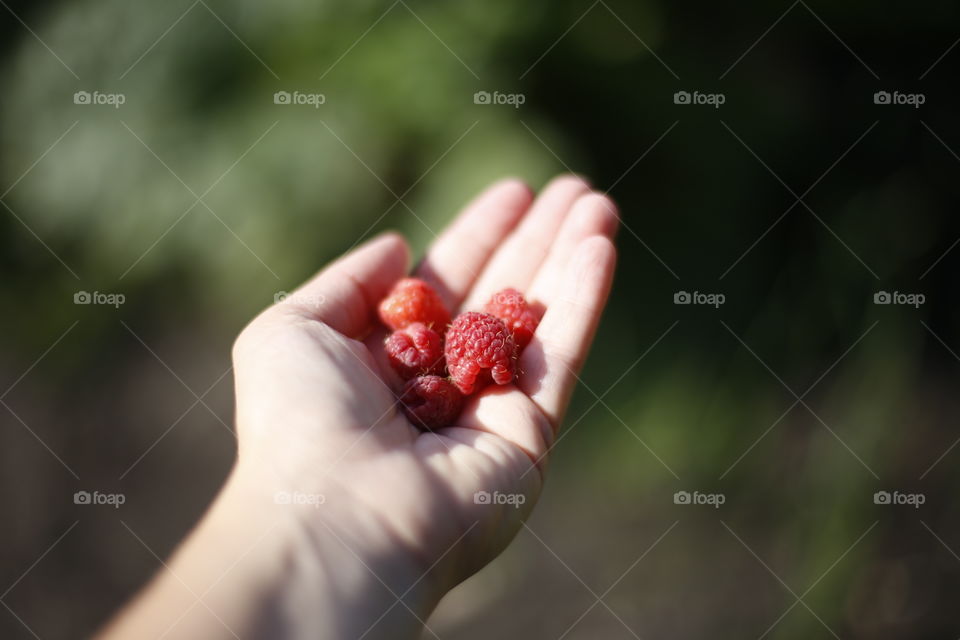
left=415, top=178, right=532, bottom=310
left=271, top=232, right=410, bottom=338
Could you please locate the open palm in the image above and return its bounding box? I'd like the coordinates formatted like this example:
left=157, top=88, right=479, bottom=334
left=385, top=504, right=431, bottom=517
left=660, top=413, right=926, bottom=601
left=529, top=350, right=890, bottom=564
left=231, top=175, right=618, bottom=597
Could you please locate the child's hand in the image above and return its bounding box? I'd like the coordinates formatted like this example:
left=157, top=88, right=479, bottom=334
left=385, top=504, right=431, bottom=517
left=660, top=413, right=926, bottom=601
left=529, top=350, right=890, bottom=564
left=101, top=176, right=618, bottom=640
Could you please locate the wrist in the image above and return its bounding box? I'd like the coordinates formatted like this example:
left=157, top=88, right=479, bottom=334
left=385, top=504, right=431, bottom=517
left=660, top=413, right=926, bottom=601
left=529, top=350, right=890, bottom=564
left=214, top=460, right=441, bottom=640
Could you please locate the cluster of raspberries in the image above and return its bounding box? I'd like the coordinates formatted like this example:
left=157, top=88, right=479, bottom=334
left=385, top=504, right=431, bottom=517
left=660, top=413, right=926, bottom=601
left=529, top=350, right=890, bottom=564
left=378, top=278, right=543, bottom=430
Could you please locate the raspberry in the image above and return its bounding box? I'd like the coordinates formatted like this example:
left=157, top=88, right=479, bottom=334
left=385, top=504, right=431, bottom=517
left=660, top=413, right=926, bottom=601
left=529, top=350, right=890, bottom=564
left=384, top=323, right=445, bottom=379
left=378, top=278, right=451, bottom=332
left=444, top=312, right=516, bottom=395
left=483, top=288, right=542, bottom=350
left=399, top=375, right=463, bottom=430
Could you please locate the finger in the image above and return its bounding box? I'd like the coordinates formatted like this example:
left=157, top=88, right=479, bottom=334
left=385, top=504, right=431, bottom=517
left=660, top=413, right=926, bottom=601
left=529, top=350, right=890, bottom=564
left=525, top=192, right=618, bottom=307
left=461, top=174, right=591, bottom=310
left=518, top=236, right=616, bottom=428
left=448, top=387, right=554, bottom=468
left=416, top=178, right=533, bottom=310
left=276, top=232, right=411, bottom=338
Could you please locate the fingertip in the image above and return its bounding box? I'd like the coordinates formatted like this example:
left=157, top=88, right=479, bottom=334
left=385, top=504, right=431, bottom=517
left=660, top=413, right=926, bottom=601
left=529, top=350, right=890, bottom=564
left=469, top=178, right=534, bottom=216
left=544, top=173, right=591, bottom=191
left=370, top=229, right=406, bottom=247
left=569, top=193, right=620, bottom=239
left=362, top=230, right=412, bottom=276
left=369, top=229, right=411, bottom=258
left=490, top=176, right=534, bottom=202
left=533, top=175, right=592, bottom=210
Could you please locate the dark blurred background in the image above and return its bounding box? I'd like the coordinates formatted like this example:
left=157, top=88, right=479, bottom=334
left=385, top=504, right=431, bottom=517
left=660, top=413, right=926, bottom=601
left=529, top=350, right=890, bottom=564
left=2, top=1, right=959, bottom=638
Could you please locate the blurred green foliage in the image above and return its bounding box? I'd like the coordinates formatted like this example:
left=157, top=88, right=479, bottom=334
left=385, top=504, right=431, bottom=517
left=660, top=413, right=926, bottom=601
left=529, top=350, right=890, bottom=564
left=2, top=0, right=960, bottom=638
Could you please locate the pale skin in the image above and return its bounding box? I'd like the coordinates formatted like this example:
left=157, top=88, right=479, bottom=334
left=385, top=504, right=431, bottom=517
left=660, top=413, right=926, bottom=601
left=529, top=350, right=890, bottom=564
left=99, top=175, right=619, bottom=640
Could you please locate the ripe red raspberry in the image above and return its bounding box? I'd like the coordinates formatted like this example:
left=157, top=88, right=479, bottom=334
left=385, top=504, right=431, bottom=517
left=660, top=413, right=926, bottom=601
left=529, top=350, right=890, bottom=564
left=378, top=278, right=451, bottom=332
left=483, top=288, right=542, bottom=350
left=384, top=323, right=445, bottom=380
left=399, top=375, right=463, bottom=430
left=444, top=312, right=516, bottom=395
